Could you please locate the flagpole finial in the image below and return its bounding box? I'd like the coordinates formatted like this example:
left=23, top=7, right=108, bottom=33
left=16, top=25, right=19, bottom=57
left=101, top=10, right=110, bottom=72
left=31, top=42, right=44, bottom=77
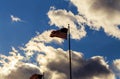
left=68, top=24, right=70, bottom=29
left=68, top=24, right=70, bottom=26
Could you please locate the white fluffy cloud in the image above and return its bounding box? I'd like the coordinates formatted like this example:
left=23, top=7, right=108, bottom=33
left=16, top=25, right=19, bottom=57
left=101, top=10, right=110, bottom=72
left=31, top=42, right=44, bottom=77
left=22, top=31, right=115, bottom=79
left=4, top=63, right=41, bottom=79
left=10, top=15, right=22, bottom=22
left=71, top=0, right=120, bottom=39
left=48, top=0, right=120, bottom=40
left=113, top=59, right=120, bottom=78
left=22, top=30, right=64, bottom=57
left=113, top=59, right=120, bottom=70
left=0, top=47, right=41, bottom=79
left=48, top=7, right=87, bottom=40
left=0, top=30, right=118, bottom=79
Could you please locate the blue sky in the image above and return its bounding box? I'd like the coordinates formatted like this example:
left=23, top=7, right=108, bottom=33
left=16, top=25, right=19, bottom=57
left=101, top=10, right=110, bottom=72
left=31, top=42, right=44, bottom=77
left=0, top=0, right=49, bottom=53
left=0, top=0, right=120, bottom=61
left=0, top=0, right=71, bottom=53
left=0, top=0, right=120, bottom=79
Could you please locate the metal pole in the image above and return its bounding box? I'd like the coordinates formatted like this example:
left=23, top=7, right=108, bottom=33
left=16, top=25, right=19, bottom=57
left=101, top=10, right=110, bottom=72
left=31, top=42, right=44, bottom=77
left=42, top=72, right=44, bottom=79
left=68, top=24, right=72, bottom=79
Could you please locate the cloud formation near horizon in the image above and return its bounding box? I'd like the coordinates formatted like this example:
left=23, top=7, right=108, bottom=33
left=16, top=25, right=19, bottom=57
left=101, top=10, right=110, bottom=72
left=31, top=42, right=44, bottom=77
left=23, top=31, right=116, bottom=79
left=0, top=47, right=41, bottom=79
left=0, top=30, right=118, bottom=79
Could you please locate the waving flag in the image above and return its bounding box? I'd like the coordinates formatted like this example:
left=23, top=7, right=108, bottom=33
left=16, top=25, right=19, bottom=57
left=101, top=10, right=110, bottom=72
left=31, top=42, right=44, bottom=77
left=50, top=28, right=68, bottom=39
left=30, top=74, right=43, bottom=79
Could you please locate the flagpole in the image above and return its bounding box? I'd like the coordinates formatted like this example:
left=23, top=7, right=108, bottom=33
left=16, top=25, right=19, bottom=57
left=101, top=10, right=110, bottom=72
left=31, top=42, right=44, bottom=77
left=68, top=24, right=72, bottom=79
left=43, top=72, right=44, bottom=79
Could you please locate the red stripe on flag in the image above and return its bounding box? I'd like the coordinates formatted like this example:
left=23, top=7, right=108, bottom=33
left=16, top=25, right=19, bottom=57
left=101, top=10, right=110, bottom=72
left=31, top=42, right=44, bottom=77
left=30, top=74, right=43, bottom=79
left=50, top=28, right=68, bottom=39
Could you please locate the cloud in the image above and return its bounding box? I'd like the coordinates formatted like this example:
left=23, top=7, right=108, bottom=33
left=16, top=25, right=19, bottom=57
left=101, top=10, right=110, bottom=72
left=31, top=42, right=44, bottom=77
left=0, top=30, right=118, bottom=79
left=37, top=49, right=115, bottom=79
left=70, top=0, right=120, bottom=39
left=23, top=31, right=115, bottom=79
left=47, top=7, right=87, bottom=40
left=22, top=30, right=64, bottom=57
left=0, top=47, right=23, bottom=75
left=113, top=59, right=120, bottom=78
left=10, top=15, right=22, bottom=22
left=0, top=47, right=41, bottom=79
left=113, top=59, right=120, bottom=71
left=48, top=0, right=120, bottom=40
left=4, top=63, right=41, bottom=79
